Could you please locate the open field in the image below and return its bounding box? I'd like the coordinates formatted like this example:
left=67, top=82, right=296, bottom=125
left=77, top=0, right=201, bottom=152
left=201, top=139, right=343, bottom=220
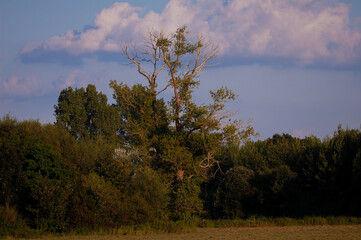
left=19, top=225, right=361, bottom=240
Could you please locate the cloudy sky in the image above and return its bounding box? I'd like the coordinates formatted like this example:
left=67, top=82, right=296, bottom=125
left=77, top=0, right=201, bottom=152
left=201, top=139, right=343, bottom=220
left=1, top=0, right=361, bottom=139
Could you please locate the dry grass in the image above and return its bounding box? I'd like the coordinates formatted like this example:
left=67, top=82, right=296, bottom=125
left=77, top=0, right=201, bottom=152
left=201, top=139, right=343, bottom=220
left=15, top=225, right=361, bottom=240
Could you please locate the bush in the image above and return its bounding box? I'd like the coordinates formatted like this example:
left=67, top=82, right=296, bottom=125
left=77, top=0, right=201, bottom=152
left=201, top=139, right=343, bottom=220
left=170, top=177, right=204, bottom=221
left=22, top=141, right=70, bottom=231
left=0, top=203, right=36, bottom=238
left=214, top=166, right=256, bottom=218
left=127, top=168, right=169, bottom=223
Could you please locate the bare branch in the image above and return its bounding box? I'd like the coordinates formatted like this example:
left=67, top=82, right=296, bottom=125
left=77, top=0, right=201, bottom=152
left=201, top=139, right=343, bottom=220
left=199, top=151, right=224, bottom=179
left=156, top=83, right=171, bottom=96
left=122, top=42, right=152, bottom=85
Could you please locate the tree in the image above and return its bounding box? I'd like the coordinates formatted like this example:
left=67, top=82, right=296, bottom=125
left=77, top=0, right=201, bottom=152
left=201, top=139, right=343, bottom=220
left=120, top=26, right=256, bottom=179
left=214, top=166, right=256, bottom=218
left=116, top=27, right=258, bottom=219
left=22, top=141, right=70, bottom=231
left=109, top=82, right=169, bottom=146
left=54, top=84, right=121, bottom=143
left=0, top=115, right=27, bottom=206
left=122, top=26, right=217, bottom=130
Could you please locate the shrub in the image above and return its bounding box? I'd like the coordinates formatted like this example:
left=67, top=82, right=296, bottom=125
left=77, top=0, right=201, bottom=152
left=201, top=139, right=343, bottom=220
left=0, top=203, right=36, bottom=238
left=127, top=168, right=169, bottom=223
left=170, top=177, right=204, bottom=221
left=214, top=166, right=257, bottom=218
left=22, top=141, right=70, bottom=232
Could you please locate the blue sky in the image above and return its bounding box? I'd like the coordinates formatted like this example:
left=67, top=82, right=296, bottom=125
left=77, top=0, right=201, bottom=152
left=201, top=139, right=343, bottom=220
left=1, top=0, right=361, bottom=139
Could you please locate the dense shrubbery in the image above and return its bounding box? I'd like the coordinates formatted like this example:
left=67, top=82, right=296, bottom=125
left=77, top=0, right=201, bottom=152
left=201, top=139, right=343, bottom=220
left=1, top=27, right=361, bottom=237
left=207, top=129, right=361, bottom=218
left=2, top=107, right=361, bottom=237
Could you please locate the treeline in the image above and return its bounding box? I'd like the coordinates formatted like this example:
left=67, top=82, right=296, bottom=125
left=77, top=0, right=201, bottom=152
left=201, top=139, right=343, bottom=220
left=1, top=27, right=361, bottom=236
left=209, top=129, right=361, bottom=218
left=1, top=101, right=361, bottom=235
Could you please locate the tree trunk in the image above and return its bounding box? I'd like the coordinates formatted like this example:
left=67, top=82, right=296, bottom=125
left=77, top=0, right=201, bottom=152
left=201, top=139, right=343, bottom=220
left=176, top=169, right=184, bottom=181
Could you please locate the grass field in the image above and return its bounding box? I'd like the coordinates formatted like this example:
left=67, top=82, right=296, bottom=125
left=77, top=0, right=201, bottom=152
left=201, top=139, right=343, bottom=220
left=23, top=225, right=361, bottom=240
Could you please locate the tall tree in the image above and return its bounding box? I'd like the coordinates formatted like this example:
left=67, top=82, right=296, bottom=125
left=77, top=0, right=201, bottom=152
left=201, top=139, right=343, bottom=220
left=54, top=84, right=121, bottom=143
left=121, top=27, right=256, bottom=179
left=122, top=26, right=217, bottom=130
left=109, top=81, right=169, bottom=154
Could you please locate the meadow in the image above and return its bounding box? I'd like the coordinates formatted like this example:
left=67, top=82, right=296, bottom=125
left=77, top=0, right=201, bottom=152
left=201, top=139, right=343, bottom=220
left=23, top=225, right=361, bottom=240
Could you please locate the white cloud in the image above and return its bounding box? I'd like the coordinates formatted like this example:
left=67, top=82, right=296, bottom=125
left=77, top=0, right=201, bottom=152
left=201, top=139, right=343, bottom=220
left=51, top=69, right=94, bottom=90
left=21, top=0, right=361, bottom=67
left=0, top=70, right=92, bottom=98
left=1, top=76, right=37, bottom=96
left=292, top=128, right=314, bottom=139
left=63, top=70, right=92, bottom=88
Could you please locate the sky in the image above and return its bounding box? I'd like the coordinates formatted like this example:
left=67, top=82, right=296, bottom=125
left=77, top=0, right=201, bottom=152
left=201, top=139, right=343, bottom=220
left=1, top=0, right=361, bottom=140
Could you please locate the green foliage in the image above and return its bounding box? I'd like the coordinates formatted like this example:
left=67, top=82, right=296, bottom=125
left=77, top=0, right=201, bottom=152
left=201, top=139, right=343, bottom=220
left=21, top=140, right=70, bottom=231
left=157, top=134, right=194, bottom=179
left=109, top=81, right=169, bottom=146
left=1, top=114, right=361, bottom=237
left=170, top=177, right=204, bottom=221
left=214, top=166, right=256, bottom=218
left=81, top=172, right=123, bottom=227
left=54, top=84, right=121, bottom=143
left=0, top=203, right=39, bottom=238
left=127, top=168, right=170, bottom=223
left=67, top=167, right=169, bottom=229
left=23, top=141, right=66, bottom=189
left=0, top=132, right=26, bottom=206
left=221, top=128, right=361, bottom=217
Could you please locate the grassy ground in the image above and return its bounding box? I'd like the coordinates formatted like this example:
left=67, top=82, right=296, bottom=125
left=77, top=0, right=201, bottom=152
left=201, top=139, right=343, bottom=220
left=20, top=225, right=361, bottom=240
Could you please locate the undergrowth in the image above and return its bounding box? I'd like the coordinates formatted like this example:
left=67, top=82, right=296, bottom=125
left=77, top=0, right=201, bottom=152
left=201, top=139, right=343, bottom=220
left=2, top=216, right=361, bottom=238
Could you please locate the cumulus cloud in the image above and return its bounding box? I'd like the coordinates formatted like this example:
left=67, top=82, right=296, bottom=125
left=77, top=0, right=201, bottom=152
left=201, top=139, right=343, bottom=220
left=292, top=128, right=314, bottom=139
left=51, top=69, right=94, bottom=90
left=1, top=76, right=38, bottom=97
left=1, top=70, right=101, bottom=99
left=21, top=0, right=361, bottom=68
